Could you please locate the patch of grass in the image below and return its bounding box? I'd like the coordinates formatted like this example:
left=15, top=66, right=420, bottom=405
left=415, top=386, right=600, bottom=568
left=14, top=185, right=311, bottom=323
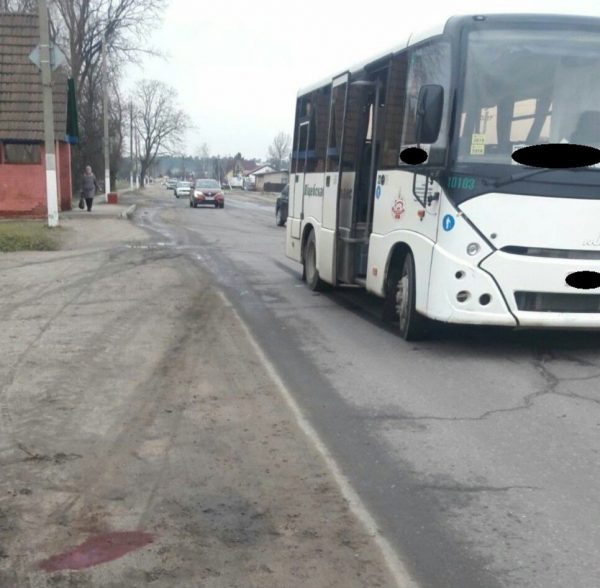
left=0, top=221, right=62, bottom=252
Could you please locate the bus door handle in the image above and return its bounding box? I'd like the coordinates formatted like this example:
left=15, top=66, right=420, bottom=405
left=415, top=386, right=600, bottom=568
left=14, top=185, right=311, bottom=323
left=326, top=175, right=331, bottom=187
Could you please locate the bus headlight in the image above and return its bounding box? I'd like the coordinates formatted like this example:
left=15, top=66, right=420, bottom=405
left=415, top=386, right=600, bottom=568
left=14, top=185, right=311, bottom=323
left=466, top=242, right=480, bottom=256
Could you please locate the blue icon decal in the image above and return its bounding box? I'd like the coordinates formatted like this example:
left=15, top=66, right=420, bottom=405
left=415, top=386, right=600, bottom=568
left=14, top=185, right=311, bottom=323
left=442, top=215, right=455, bottom=231
left=375, top=185, right=382, bottom=199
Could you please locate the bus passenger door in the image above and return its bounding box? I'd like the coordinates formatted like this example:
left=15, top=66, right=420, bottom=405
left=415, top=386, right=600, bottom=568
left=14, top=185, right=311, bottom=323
left=336, top=80, right=378, bottom=284
left=289, top=120, right=310, bottom=241
left=320, top=74, right=348, bottom=284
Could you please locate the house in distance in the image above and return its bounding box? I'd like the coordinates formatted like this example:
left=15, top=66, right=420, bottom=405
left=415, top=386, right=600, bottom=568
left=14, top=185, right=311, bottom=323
left=0, top=12, right=75, bottom=217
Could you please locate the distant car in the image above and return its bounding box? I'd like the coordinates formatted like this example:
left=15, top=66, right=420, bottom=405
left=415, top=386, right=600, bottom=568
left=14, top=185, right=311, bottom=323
left=174, top=181, right=192, bottom=198
left=275, top=185, right=289, bottom=226
left=166, top=178, right=178, bottom=190
left=190, top=179, right=225, bottom=209
left=229, top=176, right=244, bottom=189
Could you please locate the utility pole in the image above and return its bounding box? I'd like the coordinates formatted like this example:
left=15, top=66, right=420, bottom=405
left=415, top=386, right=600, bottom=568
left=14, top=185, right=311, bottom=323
left=102, top=33, right=110, bottom=201
left=129, top=101, right=134, bottom=189
left=135, top=130, right=140, bottom=189
left=38, top=0, right=59, bottom=227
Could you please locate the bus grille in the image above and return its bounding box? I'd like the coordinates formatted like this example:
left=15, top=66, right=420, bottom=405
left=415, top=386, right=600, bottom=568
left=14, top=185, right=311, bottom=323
left=515, top=291, right=600, bottom=313
left=502, top=246, right=600, bottom=260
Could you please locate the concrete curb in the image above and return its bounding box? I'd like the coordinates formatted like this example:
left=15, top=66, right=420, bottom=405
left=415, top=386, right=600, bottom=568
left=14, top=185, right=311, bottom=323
left=120, top=204, right=137, bottom=220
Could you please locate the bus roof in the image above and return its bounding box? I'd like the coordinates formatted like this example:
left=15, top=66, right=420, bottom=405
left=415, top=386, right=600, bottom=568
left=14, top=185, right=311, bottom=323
left=296, top=13, right=600, bottom=98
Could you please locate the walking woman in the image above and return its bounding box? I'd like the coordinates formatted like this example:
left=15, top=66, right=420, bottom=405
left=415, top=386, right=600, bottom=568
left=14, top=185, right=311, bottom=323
left=80, top=165, right=100, bottom=211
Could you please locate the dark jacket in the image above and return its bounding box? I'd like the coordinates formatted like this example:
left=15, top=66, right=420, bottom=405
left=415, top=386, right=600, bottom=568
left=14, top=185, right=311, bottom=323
left=81, top=173, right=100, bottom=198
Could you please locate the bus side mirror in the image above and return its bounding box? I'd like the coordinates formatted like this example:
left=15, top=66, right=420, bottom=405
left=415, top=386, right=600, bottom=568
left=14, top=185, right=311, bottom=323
left=416, top=84, right=444, bottom=145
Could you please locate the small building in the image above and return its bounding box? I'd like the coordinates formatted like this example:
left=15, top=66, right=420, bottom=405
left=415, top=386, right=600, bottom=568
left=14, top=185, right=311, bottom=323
left=0, top=13, right=73, bottom=217
left=254, top=170, right=289, bottom=193
left=224, top=158, right=257, bottom=182
left=243, top=165, right=273, bottom=190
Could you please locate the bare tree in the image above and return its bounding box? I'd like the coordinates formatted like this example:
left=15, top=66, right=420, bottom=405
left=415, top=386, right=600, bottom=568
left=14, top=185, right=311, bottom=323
left=133, top=80, right=189, bottom=187
left=51, top=0, right=165, bottom=100
left=2, top=0, right=36, bottom=11
left=2, top=0, right=38, bottom=10
left=108, top=76, right=124, bottom=190
left=49, top=0, right=166, bottom=184
left=268, top=132, right=291, bottom=170
left=195, top=142, right=211, bottom=178
left=198, top=142, right=210, bottom=159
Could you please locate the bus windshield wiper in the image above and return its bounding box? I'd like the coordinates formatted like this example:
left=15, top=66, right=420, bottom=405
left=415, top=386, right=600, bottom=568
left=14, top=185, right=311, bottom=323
left=483, top=166, right=594, bottom=189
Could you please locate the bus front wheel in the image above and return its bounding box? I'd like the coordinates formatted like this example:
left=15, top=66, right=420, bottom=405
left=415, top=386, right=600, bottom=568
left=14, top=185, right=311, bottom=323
left=303, top=231, right=326, bottom=291
left=395, top=252, right=428, bottom=341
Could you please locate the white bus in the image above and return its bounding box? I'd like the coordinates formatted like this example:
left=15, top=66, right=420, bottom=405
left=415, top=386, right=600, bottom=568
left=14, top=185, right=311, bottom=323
left=286, top=13, right=600, bottom=340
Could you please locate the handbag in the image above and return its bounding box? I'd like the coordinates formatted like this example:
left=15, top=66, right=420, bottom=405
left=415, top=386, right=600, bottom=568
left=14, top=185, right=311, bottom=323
left=78, top=191, right=85, bottom=209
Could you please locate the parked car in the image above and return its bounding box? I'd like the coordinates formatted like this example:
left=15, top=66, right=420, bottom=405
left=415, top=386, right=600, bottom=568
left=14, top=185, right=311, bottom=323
left=174, top=181, right=192, bottom=198
left=275, top=184, right=289, bottom=226
left=229, top=176, right=244, bottom=189
left=190, top=179, right=225, bottom=209
left=166, top=178, right=178, bottom=190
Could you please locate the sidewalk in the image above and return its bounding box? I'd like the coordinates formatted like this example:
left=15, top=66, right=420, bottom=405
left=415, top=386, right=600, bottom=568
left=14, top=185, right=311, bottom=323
left=64, top=190, right=137, bottom=221
left=0, top=208, right=399, bottom=587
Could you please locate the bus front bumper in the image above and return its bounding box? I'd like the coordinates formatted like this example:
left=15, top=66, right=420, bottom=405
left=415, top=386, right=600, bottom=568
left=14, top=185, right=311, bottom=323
left=427, top=248, right=600, bottom=328
left=480, top=251, right=600, bottom=328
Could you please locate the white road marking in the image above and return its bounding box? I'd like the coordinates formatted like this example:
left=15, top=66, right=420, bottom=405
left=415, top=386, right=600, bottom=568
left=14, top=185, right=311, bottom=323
left=215, top=289, right=420, bottom=588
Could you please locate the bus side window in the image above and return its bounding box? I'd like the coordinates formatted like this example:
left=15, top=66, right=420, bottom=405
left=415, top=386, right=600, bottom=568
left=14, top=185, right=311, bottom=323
left=292, top=91, right=329, bottom=175
left=314, top=88, right=329, bottom=172
left=401, top=42, right=451, bottom=150
left=341, top=85, right=365, bottom=171
left=327, top=84, right=346, bottom=173
left=381, top=53, right=409, bottom=168
left=292, top=98, right=305, bottom=174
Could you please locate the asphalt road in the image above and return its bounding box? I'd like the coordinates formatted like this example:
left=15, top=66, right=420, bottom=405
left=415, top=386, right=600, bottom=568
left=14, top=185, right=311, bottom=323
left=134, top=186, right=600, bottom=588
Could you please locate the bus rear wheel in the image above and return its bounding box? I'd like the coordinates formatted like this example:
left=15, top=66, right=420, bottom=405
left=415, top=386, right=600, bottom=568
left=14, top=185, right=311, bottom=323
left=395, top=252, right=428, bottom=341
left=303, top=230, right=326, bottom=291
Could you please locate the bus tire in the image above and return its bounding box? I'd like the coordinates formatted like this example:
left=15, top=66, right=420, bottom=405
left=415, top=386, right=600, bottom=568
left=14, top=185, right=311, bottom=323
left=303, top=230, right=326, bottom=291
left=395, top=252, right=428, bottom=341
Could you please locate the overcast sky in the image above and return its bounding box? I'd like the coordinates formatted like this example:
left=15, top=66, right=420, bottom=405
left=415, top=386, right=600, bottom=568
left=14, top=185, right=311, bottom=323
left=125, top=0, right=600, bottom=161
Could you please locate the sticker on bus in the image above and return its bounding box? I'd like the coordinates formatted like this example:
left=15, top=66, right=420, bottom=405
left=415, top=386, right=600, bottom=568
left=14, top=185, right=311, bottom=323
left=470, top=134, right=486, bottom=155
left=442, top=215, right=455, bottom=231
left=392, top=199, right=406, bottom=220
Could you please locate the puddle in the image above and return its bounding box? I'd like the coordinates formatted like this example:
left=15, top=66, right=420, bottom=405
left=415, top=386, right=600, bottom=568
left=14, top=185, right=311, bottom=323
left=39, top=531, right=154, bottom=572
left=125, top=242, right=171, bottom=250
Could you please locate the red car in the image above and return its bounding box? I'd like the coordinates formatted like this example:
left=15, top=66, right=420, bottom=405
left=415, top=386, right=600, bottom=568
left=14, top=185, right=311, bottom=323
left=190, top=179, right=225, bottom=208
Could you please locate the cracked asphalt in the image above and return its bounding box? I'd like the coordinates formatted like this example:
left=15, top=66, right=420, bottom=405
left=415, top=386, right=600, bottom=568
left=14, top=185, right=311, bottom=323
left=130, top=185, right=600, bottom=588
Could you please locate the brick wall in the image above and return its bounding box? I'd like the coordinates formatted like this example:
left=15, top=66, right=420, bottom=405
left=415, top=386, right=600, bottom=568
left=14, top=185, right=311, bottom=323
left=0, top=142, right=72, bottom=217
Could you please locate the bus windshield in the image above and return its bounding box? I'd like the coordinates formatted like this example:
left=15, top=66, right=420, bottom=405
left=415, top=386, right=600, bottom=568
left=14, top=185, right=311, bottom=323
left=458, top=28, right=600, bottom=167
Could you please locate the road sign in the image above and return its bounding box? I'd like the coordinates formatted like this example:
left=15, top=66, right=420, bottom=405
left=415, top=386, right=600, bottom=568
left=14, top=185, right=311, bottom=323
left=29, top=44, right=67, bottom=71
left=442, top=214, right=455, bottom=231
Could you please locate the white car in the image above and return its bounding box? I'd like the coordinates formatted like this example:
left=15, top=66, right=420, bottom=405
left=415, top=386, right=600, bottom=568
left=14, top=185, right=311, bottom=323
left=229, top=176, right=244, bottom=189
left=174, top=181, right=192, bottom=198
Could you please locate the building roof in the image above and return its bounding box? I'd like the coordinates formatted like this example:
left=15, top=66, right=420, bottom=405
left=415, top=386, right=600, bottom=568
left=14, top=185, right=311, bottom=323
left=0, top=12, right=68, bottom=141
left=245, top=165, right=273, bottom=177
left=254, top=169, right=288, bottom=177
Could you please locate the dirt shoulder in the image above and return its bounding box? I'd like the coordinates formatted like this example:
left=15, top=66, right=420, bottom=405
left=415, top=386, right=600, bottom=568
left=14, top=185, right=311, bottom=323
left=0, top=213, right=400, bottom=587
left=0, top=220, right=63, bottom=252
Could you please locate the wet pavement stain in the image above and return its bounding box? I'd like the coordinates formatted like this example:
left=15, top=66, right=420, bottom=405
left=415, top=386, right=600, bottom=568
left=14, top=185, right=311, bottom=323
left=39, top=531, right=154, bottom=572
